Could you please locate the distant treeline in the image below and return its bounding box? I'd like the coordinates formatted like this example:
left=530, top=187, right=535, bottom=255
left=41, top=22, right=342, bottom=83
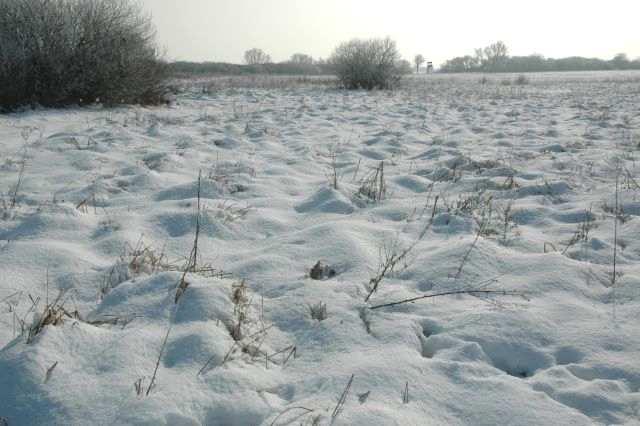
left=440, top=42, right=640, bottom=73
left=169, top=61, right=334, bottom=77
left=171, top=43, right=640, bottom=78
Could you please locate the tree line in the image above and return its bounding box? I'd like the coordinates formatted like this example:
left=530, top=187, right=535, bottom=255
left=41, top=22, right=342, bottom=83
left=440, top=41, right=640, bottom=73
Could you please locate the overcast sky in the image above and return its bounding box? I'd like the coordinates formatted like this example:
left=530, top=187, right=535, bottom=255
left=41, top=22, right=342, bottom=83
left=140, top=0, right=640, bottom=65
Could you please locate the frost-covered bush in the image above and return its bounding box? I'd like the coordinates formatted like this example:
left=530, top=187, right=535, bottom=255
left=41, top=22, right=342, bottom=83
left=0, top=0, right=167, bottom=111
left=329, top=37, right=409, bottom=90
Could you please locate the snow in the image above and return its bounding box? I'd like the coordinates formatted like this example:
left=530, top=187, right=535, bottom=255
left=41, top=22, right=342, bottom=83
left=1, top=71, right=640, bottom=425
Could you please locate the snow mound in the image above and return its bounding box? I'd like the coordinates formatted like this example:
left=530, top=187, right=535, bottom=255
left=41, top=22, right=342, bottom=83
left=295, top=187, right=355, bottom=215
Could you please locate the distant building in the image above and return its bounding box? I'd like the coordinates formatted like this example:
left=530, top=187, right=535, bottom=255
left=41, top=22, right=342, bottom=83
left=426, top=62, right=434, bottom=74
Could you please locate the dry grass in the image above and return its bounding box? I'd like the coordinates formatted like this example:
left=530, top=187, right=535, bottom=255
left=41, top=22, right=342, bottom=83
left=27, top=290, right=76, bottom=343
left=365, top=196, right=439, bottom=302
left=308, top=302, right=328, bottom=322
left=357, top=161, right=386, bottom=203
left=99, top=238, right=170, bottom=299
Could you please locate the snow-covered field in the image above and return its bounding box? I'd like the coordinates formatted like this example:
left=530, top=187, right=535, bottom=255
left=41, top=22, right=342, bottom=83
left=1, top=71, right=639, bottom=425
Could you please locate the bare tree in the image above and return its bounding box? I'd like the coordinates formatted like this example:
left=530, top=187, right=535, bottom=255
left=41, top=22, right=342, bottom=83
left=290, top=53, right=314, bottom=65
left=483, top=41, right=509, bottom=71
left=244, top=48, right=272, bottom=65
left=329, top=37, right=409, bottom=90
left=414, top=54, right=425, bottom=73
left=474, top=48, right=485, bottom=67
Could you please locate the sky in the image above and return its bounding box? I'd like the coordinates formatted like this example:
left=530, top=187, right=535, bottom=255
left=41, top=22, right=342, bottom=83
left=140, top=0, right=640, bottom=66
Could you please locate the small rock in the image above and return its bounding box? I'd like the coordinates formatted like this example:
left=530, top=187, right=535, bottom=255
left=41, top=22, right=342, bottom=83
left=358, top=391, right=370, bottom=404
left=309, top=261, right=336, bottom=280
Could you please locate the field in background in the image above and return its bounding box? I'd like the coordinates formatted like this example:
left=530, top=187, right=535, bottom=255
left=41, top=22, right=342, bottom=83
left=1, top=71, right=639, bottom=425
left=168, top=69, right=640, bottom=92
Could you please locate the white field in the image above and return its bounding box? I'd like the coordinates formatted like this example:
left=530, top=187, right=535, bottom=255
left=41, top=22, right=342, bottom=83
left=1, top=71, right=639, bottom=425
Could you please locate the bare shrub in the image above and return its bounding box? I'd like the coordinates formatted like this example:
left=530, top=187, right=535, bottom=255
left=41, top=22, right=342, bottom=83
left=0, top=0, right=167, bottom=111
left=329, top=37, right=409, bottom=90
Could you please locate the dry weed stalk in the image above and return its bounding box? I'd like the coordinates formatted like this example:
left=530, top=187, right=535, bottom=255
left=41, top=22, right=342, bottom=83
left=27, top=290, right=76, bottom=343
left=44, top=361, right=58, bottom=383
left=402, top=382, right=410, bottom=404
left=323, top=144, right=344, bottom=190
left=269, top=407, right=315, bottom=426
left=369, top=287, right=522, bottom=310
left=365, top=196, right=439, bottom=302
left=134, top=378, right=145, bottom=397
left=308, top=302, right=328, bottom=321
left=214, top=200, right=251, bottom=223
left=2, top=143, right=29, bottom=218
left=453, top=197, right=498, bottom=279
left=175, top=171, right=202, bottom=304
left=9, top=150, right=26, bottom=210
left=75, top=189, right=99, bottom=215
left=230, top=280, right=250, bottom=341
left=99, top=238, right=170, bottom=299
left=199, top=281, right=287, bottom=375
left=198, top=324, right=275, bottom=376
left=357, top=161, right=386, bottom=203
left=266, top=345, right=297, bottom=367
left=145, top=323, right=172, bottom=396
left=331, top=374, right=354, bottom=424
left=561, top=207, right=596, bottom=255
left=612, top=170, right=620, bottom=287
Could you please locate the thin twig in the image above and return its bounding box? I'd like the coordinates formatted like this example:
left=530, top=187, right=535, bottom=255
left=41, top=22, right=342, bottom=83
left=175, top=170, right=202, bottom=304
left=0, top=290, right=22, bottom=305
left=146, top=323, right=172, bottom=396
left=365, top=196, right=439, bottom=302
left=269, top=406, right=315, bottom=426
left=454, top=218, right=485, bottom=279
left=612, top=171, right=619, bottom=287
left=9, top=149, right=27, bottom=209
left=369, top=289, right=522, bottom=310
left=331, top=374, right=354, bottom=424
left=198, top=325, right=274, bottom=375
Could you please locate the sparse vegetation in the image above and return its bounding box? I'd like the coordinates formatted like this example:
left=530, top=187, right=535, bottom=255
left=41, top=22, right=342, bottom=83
left=308, top=301, right=328, bottom=321
left=27, top=290, right=73, bottom=343
left=357, top=161, right=387, bottom=203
